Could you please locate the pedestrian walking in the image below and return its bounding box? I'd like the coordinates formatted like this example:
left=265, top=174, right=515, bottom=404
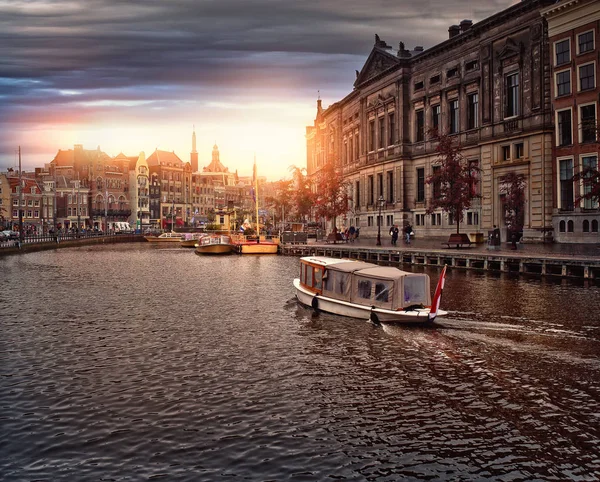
left=404, top=224, right=413, bottom=244
left=390, top=225, right=399, bottom=246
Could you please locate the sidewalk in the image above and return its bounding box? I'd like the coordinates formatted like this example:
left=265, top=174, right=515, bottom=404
left=310, top=235, right=600, bottom=259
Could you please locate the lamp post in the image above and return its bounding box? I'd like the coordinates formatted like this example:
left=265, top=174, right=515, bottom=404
left=376, top=195, right=384, bottom=246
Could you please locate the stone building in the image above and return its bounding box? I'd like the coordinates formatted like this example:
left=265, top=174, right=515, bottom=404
left=542, top=0, right=600, bottom=243
left=146, top=149, right=191, bottom=229
left=307, top=0, right=556, bottom=243
left=127, top=151, right=151, bottom=230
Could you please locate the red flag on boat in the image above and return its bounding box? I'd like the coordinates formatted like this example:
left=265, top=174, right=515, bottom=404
left=428, top=265, right=447, bottom=321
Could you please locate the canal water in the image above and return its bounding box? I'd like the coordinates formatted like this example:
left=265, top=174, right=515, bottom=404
left=1, top=244, right=599, bottom=481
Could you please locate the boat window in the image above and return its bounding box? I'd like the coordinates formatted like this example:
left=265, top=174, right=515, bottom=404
left=336, top=274, right=346, bottom=295
left=375, top=281, right=390, bottom=303
left=300, top=264, right=306, bottom=284
left=357, top=280, right=372, bottom=299
left=403, top=276, right=427, bottom=305
left=314, top=268, right=323, bottom=290
left=307, top=265, right=314, bottom=287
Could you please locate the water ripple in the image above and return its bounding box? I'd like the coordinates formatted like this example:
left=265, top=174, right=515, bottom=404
left=1, top=244, right=599, bottom=481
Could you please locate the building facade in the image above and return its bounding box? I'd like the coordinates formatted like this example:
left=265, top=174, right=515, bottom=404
left=307, top=0, right=557, bottom=243
left=542, top=0, right=600, bottom=243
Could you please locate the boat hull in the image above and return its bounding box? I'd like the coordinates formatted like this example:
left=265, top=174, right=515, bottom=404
left=238, top=242, right=278, bottom=254
left=195, top=244, right=234, bottom=255
left=145, top=236, right=182, bottom=242
left=294, top=278, right=445, bottom=324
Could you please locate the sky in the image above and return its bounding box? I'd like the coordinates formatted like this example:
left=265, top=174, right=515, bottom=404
left=0, top=0, right=519, bottom=181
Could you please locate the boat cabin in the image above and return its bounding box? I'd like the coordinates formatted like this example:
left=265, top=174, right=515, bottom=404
left=299, top=257, right=432, bottom=311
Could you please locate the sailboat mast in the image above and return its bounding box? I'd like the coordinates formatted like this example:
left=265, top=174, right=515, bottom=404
left=254, top=154, right=259, bottom=234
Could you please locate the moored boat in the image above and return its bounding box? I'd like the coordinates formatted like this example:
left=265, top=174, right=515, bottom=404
left=294, top=256, right=447, bottom=324
left=145, top=232, right=184, bottom=242
left=234, top=235, right=279, bottom=254
left=180, top=232, right=206, bottom=248
left=194, top=234, right=235, bottom=255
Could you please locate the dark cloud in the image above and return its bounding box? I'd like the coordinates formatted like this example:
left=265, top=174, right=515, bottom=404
left=0, top=0, right=517, bottom=168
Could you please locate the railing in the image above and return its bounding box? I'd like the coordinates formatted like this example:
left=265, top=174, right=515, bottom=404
left=0, top=231, right=137, bottom=250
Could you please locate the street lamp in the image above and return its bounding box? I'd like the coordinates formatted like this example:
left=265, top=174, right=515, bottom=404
left=376, top=195, right=384, bottom=246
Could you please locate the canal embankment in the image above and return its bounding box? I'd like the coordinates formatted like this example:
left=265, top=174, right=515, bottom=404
left=0, top=233, right=145, bottom=256
left=280, top=236, right=600, bottom=279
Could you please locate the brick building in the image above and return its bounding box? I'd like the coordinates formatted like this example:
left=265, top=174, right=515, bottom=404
left=542, top=0, right=600, bottom=243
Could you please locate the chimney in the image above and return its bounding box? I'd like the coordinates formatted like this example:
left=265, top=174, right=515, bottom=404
left=460, top=19, right=473, bottom=33
left=448, top=25, right=460, bottom=38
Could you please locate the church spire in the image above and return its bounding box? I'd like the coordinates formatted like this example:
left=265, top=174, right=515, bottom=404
left=190, top=125, right=198, bottom=172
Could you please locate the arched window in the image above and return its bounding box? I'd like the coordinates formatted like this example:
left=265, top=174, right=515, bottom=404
left=583, top=220, right=590, bottom=232
left=592, top=220, right=599, bottom=233
left=567, top=220, right=574, bottom=232
left=559, top=220, right=566, bottom=232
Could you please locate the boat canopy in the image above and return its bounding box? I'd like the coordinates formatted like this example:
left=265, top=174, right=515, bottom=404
left=321, top=261, right=431, bottom=310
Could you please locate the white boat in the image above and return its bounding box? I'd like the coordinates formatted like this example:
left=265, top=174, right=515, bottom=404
left=294, top=256, right=447, bottom=324
left=144, top=232, right=184, bottom=242
left=194, top=234, right=235, bottom=255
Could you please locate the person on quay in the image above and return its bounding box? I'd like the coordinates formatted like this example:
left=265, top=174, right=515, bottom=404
left=404, top=224, right=413, bottom=244
left=390, top=224, right=399, bottom=246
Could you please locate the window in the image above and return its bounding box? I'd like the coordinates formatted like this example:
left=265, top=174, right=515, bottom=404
left=368, top=175, right=374, bottom=205
left=556, top=70, right=571, bottom=96
left=447, top=67, right=458, bottom=78
left=387, top=171, right=394, bottom=203
left=358, top=280, right=372, bottom=299
left=560, top=158, right=574, bottom=211
left=432, top=105, right=441, bottom=134
left=348, top=137, right=353, bottom=163
left=354, top=133, right=359, bottom=160
left=414, top=80, right=424, bottom=91
left=449, top=100, right=459, bottom=134
left=468, top=160, right=479, bottom=197
left=582, top=155, right=598, bottom=209
left=379, top=117, right=385, bottom=149
left=355, top=181, right=360, bottom=208
left=432, top=166, right=441, bottom=199
left=430, top=74, right=440, bottom=85
left=467, top=93, right=478, bottom=129
left=375, top=282, right=390, bottom=303
left=515, top=143, right=524, bottom=159
left=502, top=145, right=511, bottom=161
left=557, top=109, right=572, bottom=146
left=388, top=113, right=395, bottom=145
left=369, top=120, right=375, bottom=151
left=555, top=39, right=570, bottom=65
left=416, top=110, right=425, bottom=142
left=578, top=31, right=594, bottom=54
left=505, top=72, right=519, bottom=117
left=466, top=60, right=478, bottom=71
left=416, top=168, right=425, bottom=202
left=581, top=104, right=596, bottom=143
left=377, top=173, right=383, bottom=199
left=579, top=63, right=595, bottom=91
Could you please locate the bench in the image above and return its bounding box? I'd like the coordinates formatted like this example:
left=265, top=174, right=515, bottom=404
left=325, top=233, right=347, bottom=244
left=444, top=233, right=472, bottom=248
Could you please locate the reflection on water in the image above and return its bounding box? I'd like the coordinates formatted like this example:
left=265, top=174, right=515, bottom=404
left=1, top=244, right=599, bottom=481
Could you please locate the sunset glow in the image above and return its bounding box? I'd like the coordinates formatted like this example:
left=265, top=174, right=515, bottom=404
left=0, top=0, right=520, bottom=180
